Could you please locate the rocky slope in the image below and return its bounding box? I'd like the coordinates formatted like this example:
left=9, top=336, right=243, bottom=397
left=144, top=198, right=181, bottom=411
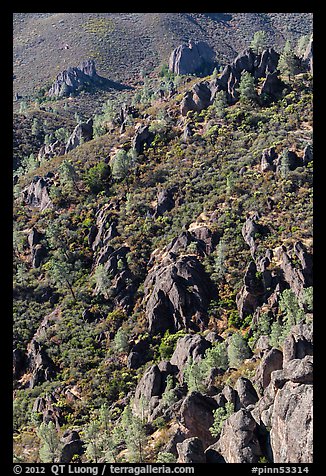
left=13, top=15, right=313, bottom=464
left=13, top=13, right=312, bottom=97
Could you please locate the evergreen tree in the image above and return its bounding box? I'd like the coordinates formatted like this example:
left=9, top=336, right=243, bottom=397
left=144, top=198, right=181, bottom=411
left=227, top=332, right=252, bottom=368
left=31, top=117, right=43, bottom=138
left=93, top=264, right=112, bottom=299
left=250, top=30, right=268, bottom=54
left=37, top=421, right=62, bottom=463
left=183, top=357, right=207, bottom=393
left=204, top=341, right=229, bottom=371
left=210, top=402, right=234, bottom=437
left=278, top=40, right=301, bottom=79
left=120, top=405, right=147, bottom=463
left=296, top=35, right=310, bottom=58
left=59, top=159, right=80, bottom=192
left=213, top=90, right=228, bottom=119
left=238, top=71, right=257, bottom=104
left=111, top=149, right=137, bottom=189
left=113, top=328, right=129, bottom=354
left=84, top=420, right=103, bottom=463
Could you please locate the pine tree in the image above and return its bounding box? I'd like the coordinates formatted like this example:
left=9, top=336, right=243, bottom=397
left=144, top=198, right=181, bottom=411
left=278, top=40, right=301, bottom=80
left=238, top=71, right=257, bottom=104
left=37, top=421, right=62, bottom=463
left=59, top=159, right=80, bottom=192
left=204, top=341, right=229, bottom=371
left=93, top=264, right=112, bottom=299
left=227, top=332, right=252, bottom=368
left=84, top=420, right=103, bottom=463
left=31, top=117, right=43, bottom=138
left=120, top=405, right=147, bottom=463
left=213, top=90, right=228, bottom=119
left=250, top=30, right=268, bottom=55
left=183, top=357, right=207, bottom=393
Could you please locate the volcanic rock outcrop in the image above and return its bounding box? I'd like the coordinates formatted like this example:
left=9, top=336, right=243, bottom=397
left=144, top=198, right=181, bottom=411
left=169, top=40, right=216, bottom=76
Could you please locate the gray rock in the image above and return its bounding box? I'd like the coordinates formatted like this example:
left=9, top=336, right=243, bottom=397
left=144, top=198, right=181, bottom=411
left=254, top=348, right=283, bottom=394
left=13, top=348, right=26, bottom=380
left=26, top=340, right=56, bottom=388
left=133, top=365, right=163, bottom=418
left=144, top=254, right=215, bottom=334
left=153, top=188, right=175, bottom=218
left=260, top=71, right=284, bottom=100
left=31, top=243, right=47, bottom=268
left=303, top=35, right=313, bottom=74
left=271, top=355, right=313, bottom=388
left=216, top=408, right=263, bottom=463
left=179, top=391, right=218, bottom=448
left=60, top=430, right=84, bottom=463
left=132, top=124, right=153, bottom=154
left=170, top=334, right=211, bottom=378
left=270, top=381, right=313, bottom=462
left=234, top=377, right=259, bottom=410
left=48, top=59, right=99, bottom=97
left=22, top=175, right=53, bottom=211
left=169, top=40, right=216, bottom=76
left=303, top=144, right=313, bottom=166
left=65, top=118, right=93, bottom=153
left=176, top=437, right=206, bottom=463
left=236, top=261, right=265, bottom=319
left=283, top=322, right=313, bottom=362
left=260, top=147, right=278, bottom=173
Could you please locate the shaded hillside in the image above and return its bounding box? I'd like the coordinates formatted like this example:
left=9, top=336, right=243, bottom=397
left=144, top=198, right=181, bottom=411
left=13, top=12, right=312, bottom=97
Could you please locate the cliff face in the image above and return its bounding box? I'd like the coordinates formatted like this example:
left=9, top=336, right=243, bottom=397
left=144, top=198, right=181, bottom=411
left=13, top=18, right=313, bottom=464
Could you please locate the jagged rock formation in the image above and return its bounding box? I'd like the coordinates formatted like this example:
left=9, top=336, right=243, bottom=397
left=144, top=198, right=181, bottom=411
left=215, top=408, right=263, bottom=463
left=22, top=174, right=54, bottom=211
left=236, top=261, right=265, bottom=319
left=28, top=227, right=46, bottom=268
left=169, top=40, right=216, bottom=76
left=48, top=60, right=100, bottom=98
left=32, top=394, right=64, bottom=428
left=38, top=141, right=66, bottom=162
left=60, top=430, right=85, bottom=463
left=153, top=188, right=175, bottom=218
left=65, top=118, right=93, bottom=153
left=170, top=334, right=212, bottom=378
left=144, top=253, right=216, bottom=334
left=26, top=340, right=56, bottom=388
left=180, top=47, right=283, bottom=116
left=177, top=437, right=206, bottom=463
left=132, top=124, right=154, bottom=154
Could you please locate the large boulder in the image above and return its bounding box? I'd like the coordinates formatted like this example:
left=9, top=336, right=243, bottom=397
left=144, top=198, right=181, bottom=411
left=133, top=365, right=164, bottom=419
left=65, top=118, right=93, bottom=153
left=144, top=254, right=216, bottom=334
left=26, top=340, right=56, bottom=388
left=282, top=322, right=313, bottom=363
left=260, top=71, right=285, bottom=100
left=302, top=35, right=313, bottom=74
left=153, top=188, right=175, bottom=218
left=179, top=391, right=218, bottom=448
left=254, top=348, right=283, bottom=395
left=271, top=355, right=313, bottom=388
left=215, top=408, right=263, bottom=463
left=22, top=175, right=53, bottom=211
left=48, top=59, right=100, bottom=98
left=176, top=437, right=206, bottom=463
left=234, top=377, right=259, bottom=410
left=236, top=261, right=265, bottom=319
left=170, top=334, right=211, bottom=377
left=169, top=40, right=216, bottom=76
left=132, top=124, right=154, bottom=154
left=270, top=381, right=313, bottom=462
left=60, top=430, right=84, bottom=463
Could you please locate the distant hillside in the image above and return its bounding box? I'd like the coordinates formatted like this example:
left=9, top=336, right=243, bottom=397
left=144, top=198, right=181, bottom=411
left=13, top=12, right=313, bottom=97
